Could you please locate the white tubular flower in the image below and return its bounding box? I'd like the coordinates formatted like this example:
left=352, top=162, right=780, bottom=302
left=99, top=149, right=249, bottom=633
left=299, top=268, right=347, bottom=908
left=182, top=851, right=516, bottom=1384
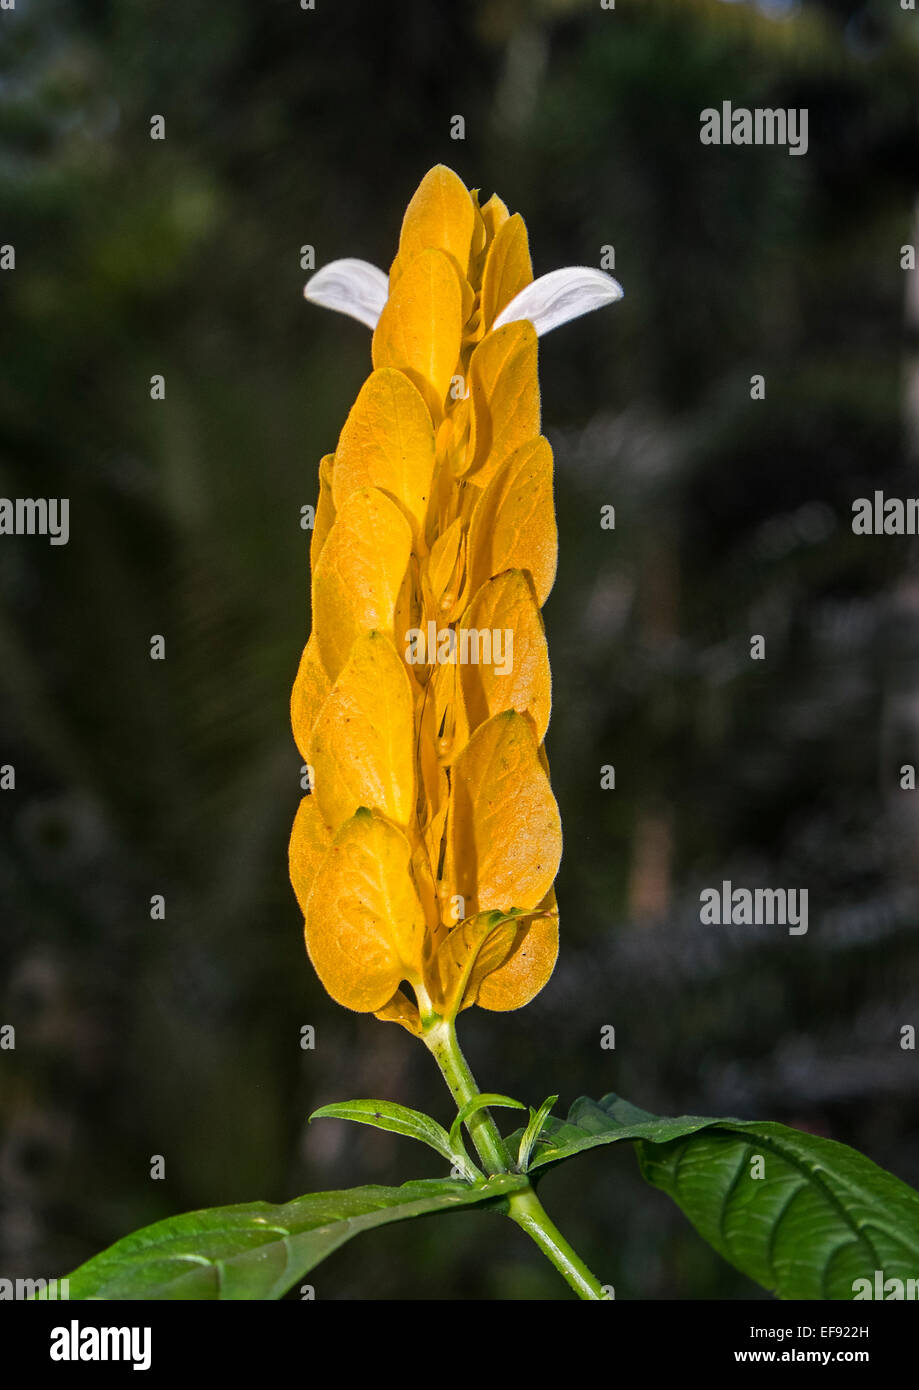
left=492, top=266, right=624, bottom=336
left=303, top=258, right=390, bottom=330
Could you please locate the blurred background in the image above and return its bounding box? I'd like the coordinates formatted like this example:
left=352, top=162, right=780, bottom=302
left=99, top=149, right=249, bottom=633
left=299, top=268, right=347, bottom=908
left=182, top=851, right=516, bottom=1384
left=1, top=0, right=918, bottom=1300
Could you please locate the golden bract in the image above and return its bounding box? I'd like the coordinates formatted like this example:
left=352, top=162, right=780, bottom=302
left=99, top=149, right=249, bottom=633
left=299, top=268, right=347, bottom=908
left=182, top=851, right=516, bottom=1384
left=290, top=166, right=621, bottom=1034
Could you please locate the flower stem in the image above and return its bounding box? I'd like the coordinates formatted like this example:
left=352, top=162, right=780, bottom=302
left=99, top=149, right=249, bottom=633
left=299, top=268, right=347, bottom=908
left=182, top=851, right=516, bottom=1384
left=422, top=1017, right=609, bottom=1300
left=422, top=1018, right=510, bottom=1175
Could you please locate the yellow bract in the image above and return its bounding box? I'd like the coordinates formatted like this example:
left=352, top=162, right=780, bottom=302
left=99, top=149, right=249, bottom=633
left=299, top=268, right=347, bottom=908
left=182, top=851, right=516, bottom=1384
left=332, top=369, right=435, bottom=541
left=311, top=486, right=412, bottom=682
left=466, top=321, right=540, bottom=485
left=372, top=248, right=463, bottom=419
left=306, top=809, right=426, bottom=1012
left=309, top=631, right=416, bottom=830
left=291, top=166, right=563, bottom=1033
left=460, top=570, right=551, bottom=742
left=481, top=213, right=533, bottom=332
left=444, top=711, right=562, bottom=916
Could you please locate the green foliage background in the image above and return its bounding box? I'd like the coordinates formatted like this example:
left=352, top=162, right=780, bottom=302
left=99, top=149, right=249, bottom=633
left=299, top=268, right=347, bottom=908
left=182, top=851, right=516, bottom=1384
left=1, top=0, right=918, bottom=1298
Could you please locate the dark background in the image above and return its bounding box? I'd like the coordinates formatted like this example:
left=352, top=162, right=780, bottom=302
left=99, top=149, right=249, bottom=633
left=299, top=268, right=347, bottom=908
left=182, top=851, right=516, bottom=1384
left=1, top=0, right=918, bottom=1299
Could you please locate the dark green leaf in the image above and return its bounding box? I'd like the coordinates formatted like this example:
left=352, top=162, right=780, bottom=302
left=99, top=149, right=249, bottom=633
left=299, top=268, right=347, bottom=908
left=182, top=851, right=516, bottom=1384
left=507, top=1091, right=719, bottom=1173
left=638, top=1121, right=919, bottom=1300
left=56, top=1175, right=527, bottom=1300
left=510, top=1092, right=919, bottom=1300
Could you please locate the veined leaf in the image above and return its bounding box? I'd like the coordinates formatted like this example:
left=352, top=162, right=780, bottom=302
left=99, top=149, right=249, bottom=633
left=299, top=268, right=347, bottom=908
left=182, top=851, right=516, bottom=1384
left=55, top=1176, right=526, bottom=1300
left=639, top=1121, right=919, bottom=1301
left=310, top=1099, right=481, bottom=1181
left=508, top=1093, right=919, bottom=1301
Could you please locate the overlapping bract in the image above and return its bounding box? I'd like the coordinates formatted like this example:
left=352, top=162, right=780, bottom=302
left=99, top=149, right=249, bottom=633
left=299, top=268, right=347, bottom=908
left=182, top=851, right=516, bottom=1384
left=291, top=167, right=599, bottom=1033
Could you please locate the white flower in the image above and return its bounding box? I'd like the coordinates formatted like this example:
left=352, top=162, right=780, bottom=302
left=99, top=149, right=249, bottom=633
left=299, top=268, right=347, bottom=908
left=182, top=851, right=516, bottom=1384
left=305, top=260, right=623, bottom=336
left=492, top=266, right=623, bottom=336
left=302, top=258, right=390, bottom=330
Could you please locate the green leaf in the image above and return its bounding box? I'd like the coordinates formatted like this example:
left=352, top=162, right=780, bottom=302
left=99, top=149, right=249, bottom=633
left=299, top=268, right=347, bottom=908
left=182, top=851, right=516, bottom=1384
left=638, top=1121, right=919, bottom=1300
left=310, top=1098, right=481, bottom=1180
left=55, top=1175, right=528, bottom=1300
left=448, top=1093, right=526, bottom=1154
left=507, top=1092, right=718, bottom=1173
left=517, top=1094, right=559, bottom=1172
left=509, top=1092, right=919, bottom=1301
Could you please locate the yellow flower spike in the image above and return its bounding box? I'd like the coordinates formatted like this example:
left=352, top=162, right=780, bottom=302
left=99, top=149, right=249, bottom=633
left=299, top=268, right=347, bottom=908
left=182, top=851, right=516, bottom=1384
left=295, top=166, right=623, bottom=1030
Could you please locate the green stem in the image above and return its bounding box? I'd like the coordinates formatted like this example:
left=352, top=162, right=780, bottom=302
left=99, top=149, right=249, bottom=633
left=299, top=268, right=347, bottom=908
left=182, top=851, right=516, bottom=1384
left=422, top=1018, right=510, bottom=1175
left=422, top=1016, right=609, bottom=1300
left=505, top=1186, right=610, bottom=1300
